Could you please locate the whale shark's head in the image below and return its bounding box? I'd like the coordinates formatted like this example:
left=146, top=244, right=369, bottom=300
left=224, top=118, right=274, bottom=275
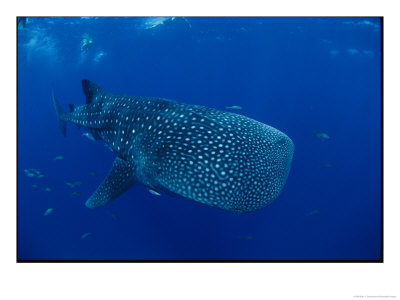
left=144, top=107, right=294, bottom=214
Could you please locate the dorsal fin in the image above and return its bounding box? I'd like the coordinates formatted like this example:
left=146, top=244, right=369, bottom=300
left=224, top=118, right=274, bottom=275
left=68, top=104, right=75, bottom=112
left=82, top=79, right=103, bottom=104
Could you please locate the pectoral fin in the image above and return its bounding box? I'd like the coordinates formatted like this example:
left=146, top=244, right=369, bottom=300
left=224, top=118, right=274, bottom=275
left=85, top=157, right=136, bottom=208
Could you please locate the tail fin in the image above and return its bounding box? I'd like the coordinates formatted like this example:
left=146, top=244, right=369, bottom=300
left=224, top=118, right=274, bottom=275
left=52, top=90, right=67, bottom=136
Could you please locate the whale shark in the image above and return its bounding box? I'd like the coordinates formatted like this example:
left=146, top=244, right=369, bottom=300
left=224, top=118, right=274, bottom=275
left=53, top=80, right=294, bottom=213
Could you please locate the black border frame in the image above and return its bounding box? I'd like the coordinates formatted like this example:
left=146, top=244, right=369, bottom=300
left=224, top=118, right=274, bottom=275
left=16, top=16, right=384, bottom=263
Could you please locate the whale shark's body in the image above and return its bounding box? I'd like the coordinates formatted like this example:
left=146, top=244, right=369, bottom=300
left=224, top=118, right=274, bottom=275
left=53, top=80, right=294, bottom=213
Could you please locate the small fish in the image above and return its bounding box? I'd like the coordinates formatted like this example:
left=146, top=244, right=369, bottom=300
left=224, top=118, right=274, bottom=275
left=71, top=191, right=82, bottom=196
left=82, top=132, right=96, bottom=141
left=53, top=156, right=64, bottom=160
left=89, top=172, right=98, bottom=177
left=363, top=50, right=374, bottom=56
left=306, top=209, right=319, bottom=216
left=320, top=163, right=332, bottom=168
left=313, top=131, right=330, bottom=140
left=148, top=189, right=161, bottom=196
left=110, top=214, right=118, bottom=221
left=347, top=48, right=360, bottom=55
left=226, top=105, right=242, bottom=110
left=65, top=182, right=75, bottom=188
left=80, top=232, right=91, bottom=240
left=24, top=169, right=35, bottom=177
left=42, top=187, right=52, bottom=192
left=44, top=208, right=53, bottom=216
left=24, top=168, right=43, bottom=178
left=31, top=184, right=38, bottom=188
left=239, top=236, right=254, bottom=240
left=31, top=169, right=42, bottom=176
left=74, top=181, right=82, bottom=186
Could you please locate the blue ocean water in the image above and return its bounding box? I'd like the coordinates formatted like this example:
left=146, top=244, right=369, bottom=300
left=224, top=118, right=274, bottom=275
left=17, top=17, right=381, bottom=261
